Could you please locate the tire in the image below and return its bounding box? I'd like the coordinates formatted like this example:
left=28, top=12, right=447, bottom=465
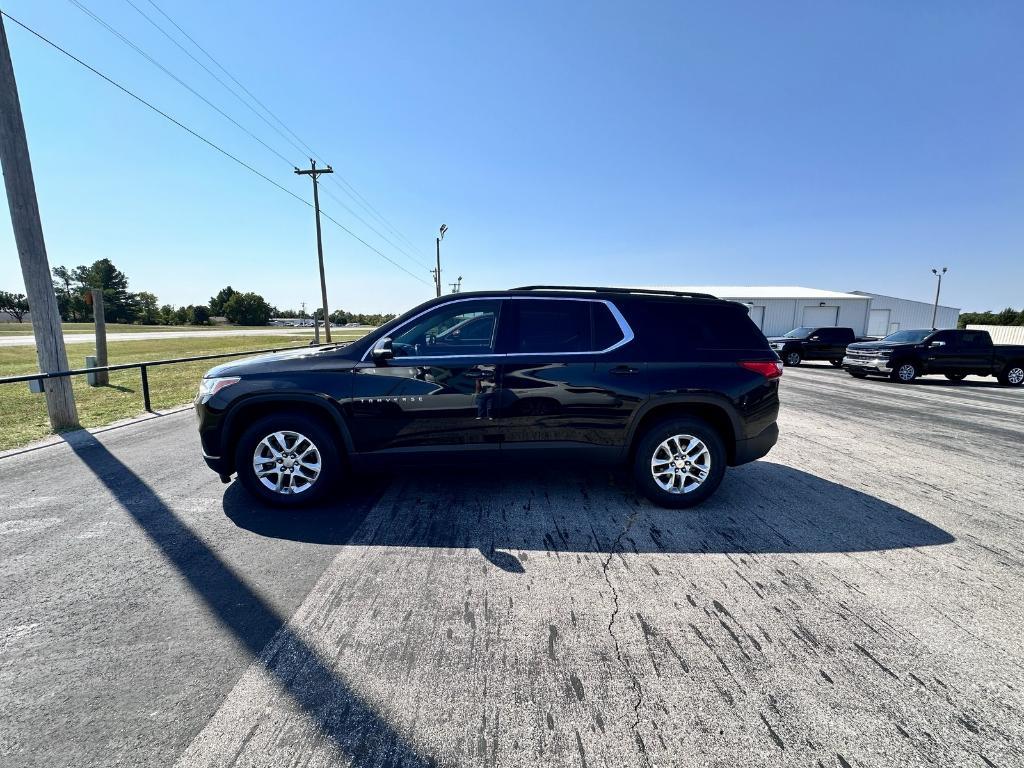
left=998, top=364, right=1024, bottom=387
left=945, top=373, right=966, bottom=382
left=847, top=370, right=868, bottom=379
left=783, top=351, right=802, bottom=367
left=829, top=359, right=843, bottom=368
left=234, top=412, right=341, bottom=507
left=891, top=361, right=918, bottom=383
left=633, top=418, right=727, bottom=509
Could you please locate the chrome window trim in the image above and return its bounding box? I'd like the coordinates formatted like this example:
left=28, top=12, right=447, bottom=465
left=360, top=295, right=634, bottom=362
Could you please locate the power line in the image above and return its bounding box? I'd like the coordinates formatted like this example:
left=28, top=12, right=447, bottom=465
left=122, top=0, right=309, bottom=164
left=0, top=11, right=430, bottom=286
left=143, top=0, right=434, bottom=263
left=319, top=184, right=431, bottom=269
left=66, top=0, right=294, bottom=169
left=75, top=0, right=429, bottom=272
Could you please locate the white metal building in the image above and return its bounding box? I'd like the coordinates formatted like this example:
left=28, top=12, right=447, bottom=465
left=644, top=286, right=960, bottom=337
left=850, top=292, right=960, bottom=337
left=647, top=286, right=872, bottom=336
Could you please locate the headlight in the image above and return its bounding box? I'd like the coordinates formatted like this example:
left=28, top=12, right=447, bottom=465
left=197, top=376, right=240, bottom=402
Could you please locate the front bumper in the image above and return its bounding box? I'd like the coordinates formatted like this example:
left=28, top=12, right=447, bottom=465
left=732, top=422, right=779, bottom=466
left=842, top=356, right=892, bottom=374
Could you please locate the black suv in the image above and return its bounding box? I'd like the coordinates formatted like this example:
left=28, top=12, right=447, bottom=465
left=195, top=287, right=782, bottom=509
left=768, top=326, right=858, bottom=367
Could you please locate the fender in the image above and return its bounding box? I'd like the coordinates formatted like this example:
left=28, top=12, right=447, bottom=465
left=220, top=392, right=356, bottom=457
left=625, top=393, right=744, bottom=446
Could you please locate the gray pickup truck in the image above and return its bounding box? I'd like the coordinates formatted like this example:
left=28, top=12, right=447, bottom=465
left=843, top=328, right=1024, bottom=385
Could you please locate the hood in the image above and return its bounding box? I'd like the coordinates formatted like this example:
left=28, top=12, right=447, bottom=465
left=846, top=339, right=912, bottom=351
left=204, top=343, right=355, bottom=378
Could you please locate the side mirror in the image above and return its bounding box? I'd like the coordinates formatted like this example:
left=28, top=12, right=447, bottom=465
left=371, top=337, right=394, bottom=362
left=929, top=340, right=946, bottom=348
left=809, top=336, right=820, bottom=341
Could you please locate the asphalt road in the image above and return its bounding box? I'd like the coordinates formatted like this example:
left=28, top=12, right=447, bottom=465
left=1, top=366, right=1022, bottom=767
left=0, top=328, right=314, bottom=347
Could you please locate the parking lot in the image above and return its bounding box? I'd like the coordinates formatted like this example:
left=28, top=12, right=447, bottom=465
left=1, top=365, right=1022, bottom=767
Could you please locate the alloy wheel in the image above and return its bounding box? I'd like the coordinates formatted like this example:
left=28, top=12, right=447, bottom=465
left=252, top=430, right=322, bottom=495
left=1008, top=367, right=1024, bottom=386
left=651, top=434, right=711, bottom=494
left=898, top=364, right=916, bottom=382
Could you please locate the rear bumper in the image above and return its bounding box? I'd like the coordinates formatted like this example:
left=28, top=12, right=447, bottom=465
left=842, top=356, right=892, bottom=374
left=731, top=422, right=778, bottom=466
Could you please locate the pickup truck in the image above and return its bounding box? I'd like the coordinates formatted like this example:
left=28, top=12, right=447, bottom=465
left=768, top=326, right=859, bottom=367
left=843, top=328, right=1024, bottom=386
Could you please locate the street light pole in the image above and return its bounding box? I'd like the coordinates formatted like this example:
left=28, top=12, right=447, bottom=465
left=931, top=267, right=947, bottom=329
left=433, top=224, right=447, bottom=298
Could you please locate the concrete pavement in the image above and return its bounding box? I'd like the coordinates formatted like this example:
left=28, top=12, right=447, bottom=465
left=2, top=366, right=1022, bottom=766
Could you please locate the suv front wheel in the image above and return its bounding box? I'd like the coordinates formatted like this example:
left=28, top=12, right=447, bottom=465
left=633, top=418, right=726, bottom=509
left=235, top=413, right=341, bottom=506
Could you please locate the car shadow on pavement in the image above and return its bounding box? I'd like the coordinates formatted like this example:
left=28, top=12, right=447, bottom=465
left=64, top=431, right=432, bottom=767
left=223, top=459, right=955, bottom=567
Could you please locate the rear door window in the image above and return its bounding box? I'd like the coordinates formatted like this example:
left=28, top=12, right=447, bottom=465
left=514, top=299, right=592, bottom=353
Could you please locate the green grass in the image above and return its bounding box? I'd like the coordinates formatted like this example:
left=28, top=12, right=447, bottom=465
left=0, top=330, right=367, bottom=451
left=0, top=323, right=317, bottom=336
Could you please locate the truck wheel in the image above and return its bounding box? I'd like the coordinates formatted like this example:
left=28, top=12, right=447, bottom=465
left=829, top=359, right=843, bottom=367
left=783, top=351, right=801, bottom=367
left=945, top=373, right=966, bottom=382
left=999, top=364, right=1024, bottom=387
left=234, top=413, right=341, bottom=506
left=633, top=418, right=726, bottom=509
left=891, top=362, right=918, bottom=383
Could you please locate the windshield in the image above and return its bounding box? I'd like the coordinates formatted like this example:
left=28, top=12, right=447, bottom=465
left=881, top=329, right=932, bottom=344
left=783, top=327, right=815, bottom=338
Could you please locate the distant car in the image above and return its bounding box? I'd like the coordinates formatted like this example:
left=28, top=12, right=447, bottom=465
left=843, top=329, right=1024, bottom=385
left=767, top=327, right=859, bottom=367
left=195, top=286, right=782, bottom=509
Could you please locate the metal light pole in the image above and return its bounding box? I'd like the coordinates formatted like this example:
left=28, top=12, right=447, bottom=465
left=434, top=224, right=447, bottom=298
left=931, top=267, right=947, bottom=329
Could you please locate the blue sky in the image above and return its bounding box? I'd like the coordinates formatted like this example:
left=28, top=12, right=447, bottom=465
left=1, top=1, right=1021, bottom=314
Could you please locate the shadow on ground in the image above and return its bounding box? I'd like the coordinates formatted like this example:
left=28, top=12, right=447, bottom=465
left=64, top=431, right=430, bottom=767
left=224, top=459, right=955, bottom=565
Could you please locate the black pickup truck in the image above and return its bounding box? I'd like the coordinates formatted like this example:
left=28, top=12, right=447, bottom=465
left=843, top=329, right=1024, bottom=386
left=768, top=326, right=858, bottom=367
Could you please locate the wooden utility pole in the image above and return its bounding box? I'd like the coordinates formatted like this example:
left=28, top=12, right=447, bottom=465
left=0, top=14, right=78, bottom=429
left=294, top=159, right=333, bottom=343
left=91, top=289, right=108, bottom=385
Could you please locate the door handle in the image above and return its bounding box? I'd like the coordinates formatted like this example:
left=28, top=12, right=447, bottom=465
left=610, top=365, right=640, bottom=375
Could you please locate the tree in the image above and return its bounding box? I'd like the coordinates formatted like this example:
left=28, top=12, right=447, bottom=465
left=209, top=285, right=237, bottom=317
left=0, top=290, right=29, bottom=322
left=190, top=304, right=211, bottom=325
left=136, top=291, right=159, bottom=325
left=52, top=266, right=87, bottom=322
left=223, top=292, right=273, bottom=326
left=958, top=307, right=1024, bottom=329
left=69, top=259, right=136, bottom=323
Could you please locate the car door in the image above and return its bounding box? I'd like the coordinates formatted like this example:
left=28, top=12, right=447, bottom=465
left=497, top=297, right=641, bottom=450
left=956, top=331, right=992, bottom=373
left=803, top=328, right=831, bottom=360
left=922, top=330, right=960, bottom=373
left=348, top=298, right=506, bottom=454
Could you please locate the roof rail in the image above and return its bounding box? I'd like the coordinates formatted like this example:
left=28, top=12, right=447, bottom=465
left=513, top=285, right=718, bottom=299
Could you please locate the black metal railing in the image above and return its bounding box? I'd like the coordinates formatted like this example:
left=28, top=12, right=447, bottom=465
left=0, top=343, right=325, bottom=412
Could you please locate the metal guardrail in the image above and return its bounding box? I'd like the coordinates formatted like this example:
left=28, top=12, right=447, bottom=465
left=0, top=342, right=324, bottom=412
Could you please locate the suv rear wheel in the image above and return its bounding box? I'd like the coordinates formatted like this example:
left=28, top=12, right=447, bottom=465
left=633, top=418, right=726, bottom=509
left=235, top=413, right=341, bottom=506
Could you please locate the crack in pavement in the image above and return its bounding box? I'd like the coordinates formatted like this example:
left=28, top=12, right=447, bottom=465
left=595, top=505, right=649, bottom=763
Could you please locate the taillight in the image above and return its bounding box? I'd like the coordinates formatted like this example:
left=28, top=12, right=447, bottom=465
left=739, top=361, right=783, bottom=379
